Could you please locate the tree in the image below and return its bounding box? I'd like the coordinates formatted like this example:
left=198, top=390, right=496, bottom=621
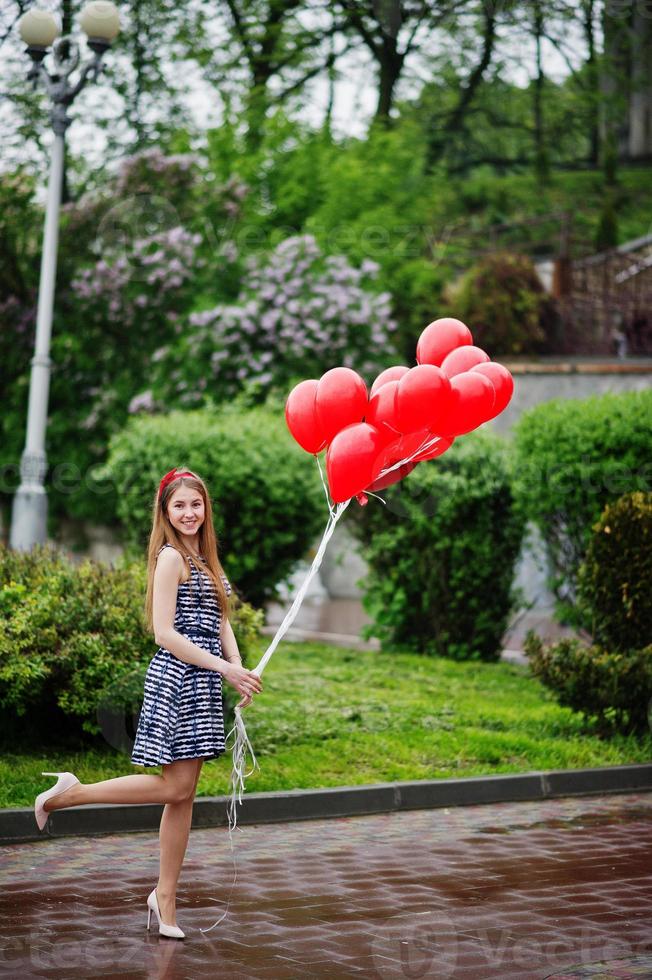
left=600, top=0, right=631, bottom=185
left=336, top=0, right=453, bottom=122
left=627, top=2, right=652, bottom=160
left=0, top=0, right=194, bottom=189
left=187, top=0, right=341, bottom=150
left=424, top=0, right=498, bottom=170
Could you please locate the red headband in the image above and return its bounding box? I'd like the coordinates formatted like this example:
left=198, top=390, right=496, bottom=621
left=158, top=468, right=197, bottom=501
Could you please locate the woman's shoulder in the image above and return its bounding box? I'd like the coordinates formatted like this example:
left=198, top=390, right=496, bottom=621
left=155, top=544, right=189, bottom=584
left=156, top=543, right=185, bottom=566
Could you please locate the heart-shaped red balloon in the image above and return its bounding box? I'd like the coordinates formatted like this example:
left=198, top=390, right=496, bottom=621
left=435, top=372, right=496, bottom=436
left=381, top=428, right=429, bottom=463
left=367, top=460, right=416, bottom=492
left=441, top=345, right=490, bottom=379
left=326, top=422, right=386, bottom=503
left=365, top=429, right=424, bottom=492
left=316, top=367, right=368, bottom=445
left=417, top=318, right=473, bottom=367
left=285, top=379, right=326, bottom=454
left=370, top=365, right=410, bottom=397
left=365, top=380, right=401, bottom=446
left=395, top=364, right=452, bottom=434
left=412, top=434, right=454, bottom=462
left=470, top=362, right=514, bottom=418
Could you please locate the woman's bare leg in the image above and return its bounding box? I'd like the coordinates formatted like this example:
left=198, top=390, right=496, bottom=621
left=156, top=759, right=203, bottom=926
left=43, top=758, right=199, bottom=811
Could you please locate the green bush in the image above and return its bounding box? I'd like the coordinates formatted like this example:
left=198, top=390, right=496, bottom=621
left=513, top=389, right=652, bottom=621
left=525, top=632, right=652, bottom=736
left=578, top=492, right=652, bottom=652
left=98, top=404, right=326, bottom=608
left=444, top=251, right=556, bottom=355
left=348, top=431, right=525, bottom=661
left=0, top=542, right=262, bottom=741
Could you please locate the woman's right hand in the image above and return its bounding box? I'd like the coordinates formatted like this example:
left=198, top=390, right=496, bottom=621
left=222, top=661, right=263, bottom=707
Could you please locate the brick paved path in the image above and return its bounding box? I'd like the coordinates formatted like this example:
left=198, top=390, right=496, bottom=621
left=1, top=791, right=651, bottom=979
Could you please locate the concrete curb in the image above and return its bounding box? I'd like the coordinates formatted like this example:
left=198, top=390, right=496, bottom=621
left=2, top=762, right=651, bottom=845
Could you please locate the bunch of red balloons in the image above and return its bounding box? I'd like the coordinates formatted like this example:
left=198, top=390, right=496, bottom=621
left=285, top=317, right=514, bottom=504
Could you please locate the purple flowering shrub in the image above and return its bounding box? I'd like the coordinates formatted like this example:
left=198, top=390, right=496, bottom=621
left=65, top=225, right=203, bottom=432
left=148, top=234, right=398, bottom=406
left=114, top=147, right=200, bottom=198
left=40, top=152, right=213, bottom=522
left=71, top=225, right=202, bottom=321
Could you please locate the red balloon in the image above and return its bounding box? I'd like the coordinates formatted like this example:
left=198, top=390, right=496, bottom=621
left=389, top=428, right=431, bottom=460
left=412, top=435, right=454, bottom=462
left=370, top=365, right=410, bottom=397
left=470, top=362, right=514, bottom=419
left=285, top=379, right=326, bottom=454
left=417, top=318, right=473, bottom=367
left=367, top=460, right=416, bottom=492
left=365, top=380, right=401, bottom=446
left=435, top=372, right=496, bottom=437
left=441, top=345, right=490, bottom=379
left=316, top=368, right=368, bottom=445
left=365, top=429, right=424, bottom=492
left=395, top=364, right=452, bottom=434
left=326, top=422, right=386, bottom=503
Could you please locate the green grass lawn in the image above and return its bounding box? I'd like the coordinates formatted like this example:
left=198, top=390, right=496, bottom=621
left=2, top=641, right=650, bottom=809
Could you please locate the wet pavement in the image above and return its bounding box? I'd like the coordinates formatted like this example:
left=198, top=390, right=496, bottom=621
left=1, top=791, right=651, bottom=979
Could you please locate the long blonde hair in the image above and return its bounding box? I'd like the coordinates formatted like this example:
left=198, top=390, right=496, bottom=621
left=144, top=468, right=230, bottom=634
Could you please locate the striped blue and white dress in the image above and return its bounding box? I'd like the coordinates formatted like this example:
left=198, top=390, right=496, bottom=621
left=131, top=542, right=232, bottom=767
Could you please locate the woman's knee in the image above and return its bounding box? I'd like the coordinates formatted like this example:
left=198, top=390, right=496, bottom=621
left=167, top=783, right=195, bottom=803
left=163, top=764, right=198, bottom=802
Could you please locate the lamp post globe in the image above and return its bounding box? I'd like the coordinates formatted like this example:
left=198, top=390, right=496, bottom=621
left=79, top=1, right=121, bottom=52
left=18, top=9, right=61, bottom=63
left=18, top=9, right=61, bottom=47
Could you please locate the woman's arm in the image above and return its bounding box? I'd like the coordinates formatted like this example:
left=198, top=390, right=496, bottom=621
left=153, top=548, right=231, bottom=676
left=220, top=616, right=242, bottom=666
left=221, top=606, right=262, bottom=706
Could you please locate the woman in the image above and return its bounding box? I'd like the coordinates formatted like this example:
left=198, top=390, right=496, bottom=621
left=34, top=467, right=263, bottom=938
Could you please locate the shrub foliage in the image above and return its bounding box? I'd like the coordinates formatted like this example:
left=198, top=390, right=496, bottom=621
left=525, top=632, right=652, bottom=736
left=99, top=404, right=326, bottom=608
left=444, top=251, right=556, bottom=355
left=349, top=432, right=525, bottom=661
left=0, top=543, right=262, bottom=742
left=578, top=492, right=652, bottom=652
left=513, top=389, right=652, bottom=619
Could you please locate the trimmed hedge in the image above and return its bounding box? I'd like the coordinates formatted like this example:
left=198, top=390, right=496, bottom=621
left=0, top=543, right=263, bottom=743
left=97, top=404, right=326, bottom=608
left=348, top=431, right=525, bottom=661
left=524, top=492, right=652, bottom=738
left=578, top=492, right=652, bottom=652
left=512, top=389, right=652, bottom=621
left=525, top=632, right=652, bottom=736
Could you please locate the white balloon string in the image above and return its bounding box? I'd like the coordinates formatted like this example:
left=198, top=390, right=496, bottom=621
left=315, top=452, right=335, bottom=518
left=256, top=498, right=350, bottom=675
left=199, top=801, right=240, bottom=933
left=203, top=433, right=436, bottom=929
left=378, top=433, right=442, bottom=477
left=220, top=493, right=351, bottom=853
left=364, top=490, right=387, bottom=505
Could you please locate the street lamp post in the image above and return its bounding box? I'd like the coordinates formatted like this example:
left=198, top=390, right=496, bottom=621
left=9, top=2, right=120, bottom=552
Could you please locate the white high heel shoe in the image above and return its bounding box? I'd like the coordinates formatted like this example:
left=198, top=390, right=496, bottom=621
left=34, top=771, right=80, bottom=831
left=147, top=888, right=185, bottom=939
